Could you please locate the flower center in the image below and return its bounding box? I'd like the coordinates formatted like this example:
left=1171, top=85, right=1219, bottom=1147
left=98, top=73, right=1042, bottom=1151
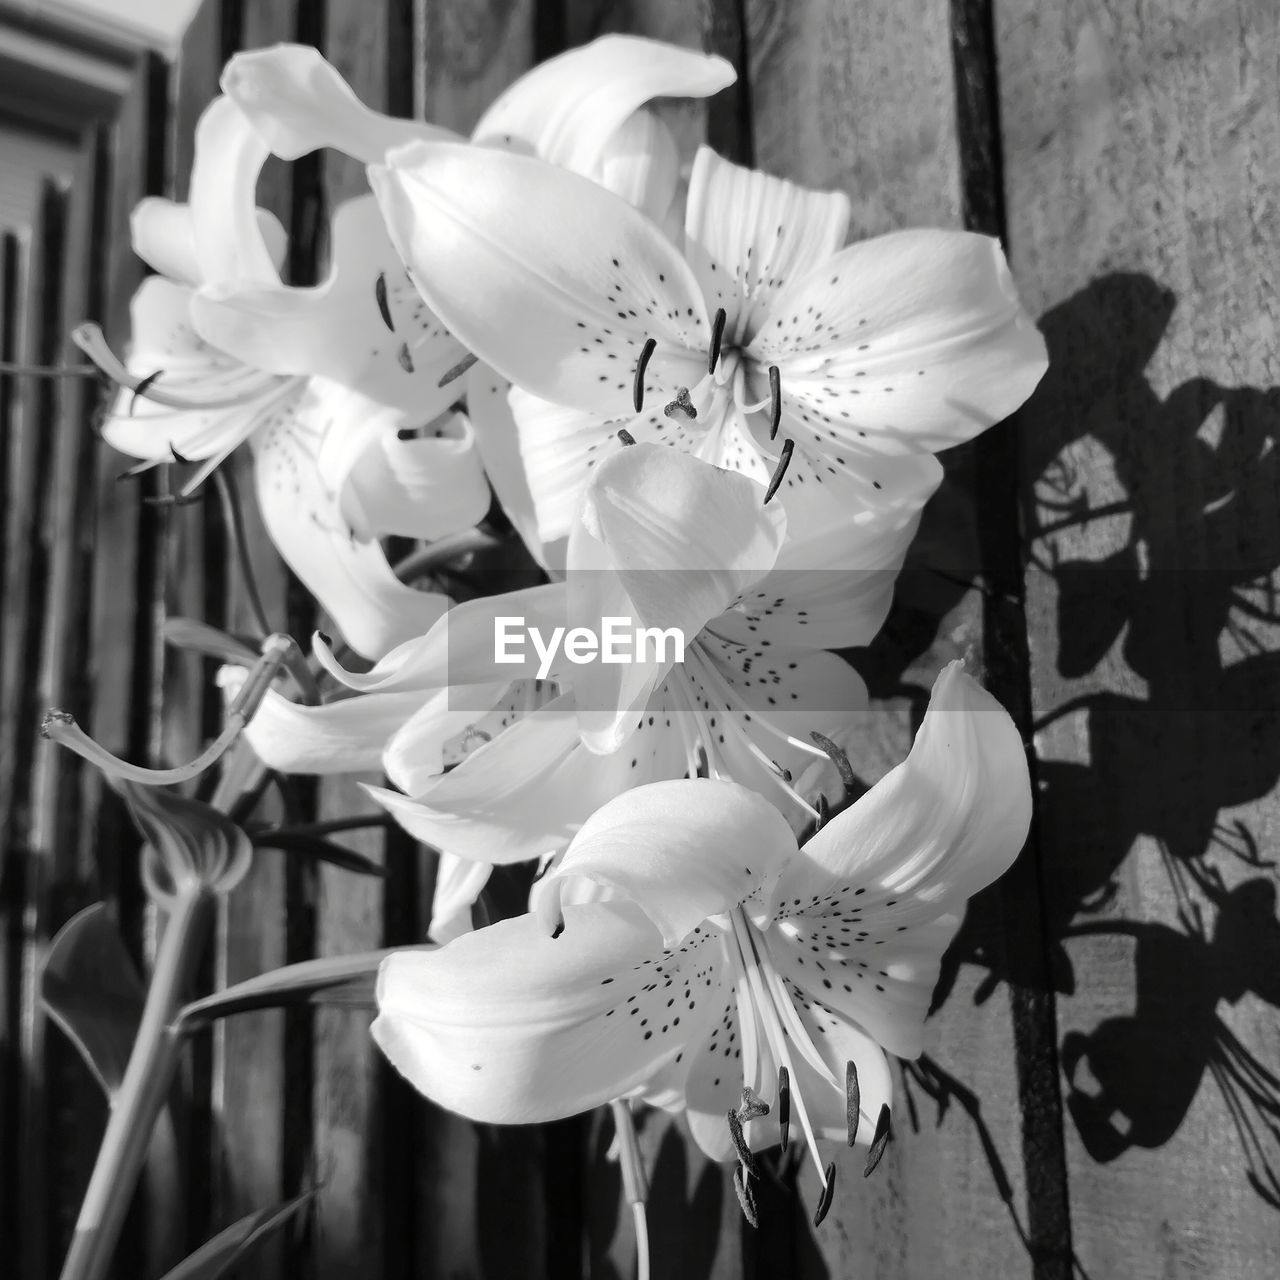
left=725, top=906, right=842, bottom=1217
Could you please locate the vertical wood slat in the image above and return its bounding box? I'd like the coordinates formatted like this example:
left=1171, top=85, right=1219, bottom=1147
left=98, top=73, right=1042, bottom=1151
left=0, top=226, right=26, bottom=1270
left=1, top=178, right=72, bottom=1280
left=209, top=4, right=298, bottom=1276
left=745, top=1, right=1052, bottom=1276
left=998, top=1, right=1280, bottom=1276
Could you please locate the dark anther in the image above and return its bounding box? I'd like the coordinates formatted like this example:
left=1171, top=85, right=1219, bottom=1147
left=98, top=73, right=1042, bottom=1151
left=170, top=444, right=192, bottom=465
left=375, top=272, right=395, bottom=332
left=763, top=439, right=795, bottom=505
left=815, top=794, right=829, bottom=828
left=438, top=351, right=479, bottom=388
left=726, top=1108, right=756, bottom=1176
left=550, top=919, right=565, bottom=940
left=811, top=730, right=856, bottom=792
left=738, top=1086, right=770, bottom=1122
left=398, top=342, right=415, bottom=373
left=812, top=1163, right=837, bottom=1227
left=633, top=336, right=657, bottom=412
left=616, top=428, right=637, bottom=447
left=663, top=387, right=697, bottom=420
left=732, top=1164, right=759, bottom=1228
left=777, top=1065, right=791, bottom=1153
left=863, top=1103, right=891, bottom=1176
left=846, top=1060, right=861, bottom=1146
left=768, top=365, right=782, bottom=439
left=128, top=369, right=163, bottom=415
left=708, top=307, right=727, bottom=373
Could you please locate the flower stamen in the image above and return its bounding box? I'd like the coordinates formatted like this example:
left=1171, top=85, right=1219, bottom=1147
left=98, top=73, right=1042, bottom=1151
left=864, top=1103, right=892, bottom=1177
left=767, top=365, right=782, bottom=440
left=663, top=387, right=697, bottom=420
left=708, top=307, right=727, bottom=374
left=633, top=337, right=657, bottom=412
left=812, top=1162, right=838, bottom=1227
left=437, top=351, right=478, bottom=388
left=777, top=1064, right=791, bottom=1152
left=846, top=1060, right=861, bottom=1146
left=763, top=439, right=794, bottom=505
left=810, top=730, right=856, bottom=794
left=617, top=427, right=637, bottom=446
left=374, top=272, right=395, bottom=331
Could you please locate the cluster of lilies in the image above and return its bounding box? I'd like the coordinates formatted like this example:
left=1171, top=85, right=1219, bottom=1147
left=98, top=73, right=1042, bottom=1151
left=52, top=34, right=1045, bottom=1275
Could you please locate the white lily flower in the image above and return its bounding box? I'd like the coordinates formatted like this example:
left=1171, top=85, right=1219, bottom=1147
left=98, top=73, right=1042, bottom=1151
left=370, top=141, right=1048, bottom=564
left=91, top=96, right=488, bottom=658
left=241, top=446, right=921, bottom=873
left=219, top=36, right=736, bottom=565
left=372, top=663, right=1032, bottom=1224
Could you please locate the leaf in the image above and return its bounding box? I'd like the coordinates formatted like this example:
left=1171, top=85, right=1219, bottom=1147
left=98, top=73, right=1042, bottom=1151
left=156, top=1189, right=315, bottom=1280
left=250, top=831, right=388, bottom=877
left=175, top=949, right=422, bottom=1028
left=42, top=904, right=145, bottom=1097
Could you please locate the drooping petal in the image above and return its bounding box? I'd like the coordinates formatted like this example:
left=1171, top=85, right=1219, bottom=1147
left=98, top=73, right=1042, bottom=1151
left=218, top=667, right=424, bottom=775
left=466, top=368, right=550, bottom=567
left=341, top=411, right=490, bottom=542
left=567, top=446, right=785, bottom=750
left=683, top=146, right=851, bottom=345
left=192, top=195, right=469, bottom=417
left=748, top=229, right=1048, bottom=455
left=384, top=680, right=531, bottom=796
left=426, top=854, right=492, bottom=944
left=369, top=688, right=688, bottom=866
left=250, top=377, right=449, bottom=659
left=313, top=583, right=568, bottom=693
left=188, top=96, right=280, bottom=287
left=220, top=43, right=456, bottom=163
left=101, top=276, right=279, bottom=464
left=769, top=662, right=1031, bottom=1058
left=132, top=196, right=288, bottom=289
left=369, top=142, right=709, bottom=416
left=373, top=901, right=707, bottom=1123
left=591, top=109, right=679, bottom=224
left=549, top=779, right=797, bottom=947
left=471, top=35, right=734, bottom=178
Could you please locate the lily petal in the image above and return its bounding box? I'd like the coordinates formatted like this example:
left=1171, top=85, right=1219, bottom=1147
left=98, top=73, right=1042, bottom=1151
left=131, top=197, right=287, bottom=289
left=192, top=195, right=468, bottom=417
left=770, top=662, right=1031, bottom=1057
left=369, top=142, right=708, bottom=415
left=592, top=109, right=680, bottom=223
left=568, top=446, right=785, bottom=750
left=373, top=901, right=700, bottom=1123
left=250, top=377, right=449, bottom=658
left=550, top=778, right=796, bottom=948
left=102, top=276, right=276, bottom=463
left=219, top=668, right=423, bottom=775
left=749, top=229, right=1048, bottom=455
left=683, top=146, right=851, bottom=345
left=220, top=43, right=455, bottom=163
left=342, top=411, right=490, bottom=542
left=188, top=96, right=280, bottom=287
left=471, top=35, right=735, bottom=178
left=427, top=854, right=493, bottom=944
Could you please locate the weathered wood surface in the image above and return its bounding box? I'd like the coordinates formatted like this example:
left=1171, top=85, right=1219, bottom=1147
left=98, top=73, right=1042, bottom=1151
left=2, top=0, right=1280, bottom=1276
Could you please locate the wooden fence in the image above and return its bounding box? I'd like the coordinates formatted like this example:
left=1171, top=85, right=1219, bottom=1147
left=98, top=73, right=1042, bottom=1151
left=2, top=0, right=1279, bottom=1276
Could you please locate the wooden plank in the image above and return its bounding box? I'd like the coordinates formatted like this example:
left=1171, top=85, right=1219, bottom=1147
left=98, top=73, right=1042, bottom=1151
left=4, top=177, right=71, bottom=1280
left=0, top=225, right=25, bottom=1277
left=997, top=1, right=1280, bottom=1275
left=311, top=6, right=399, bottom=1275
left=743, top=2, right=1052, bottom=1276
left=208, top=6, right=298, bottom=1277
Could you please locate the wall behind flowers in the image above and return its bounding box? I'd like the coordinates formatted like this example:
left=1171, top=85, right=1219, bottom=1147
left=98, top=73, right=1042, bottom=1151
left=1, top=0, right=1278, bottom=1278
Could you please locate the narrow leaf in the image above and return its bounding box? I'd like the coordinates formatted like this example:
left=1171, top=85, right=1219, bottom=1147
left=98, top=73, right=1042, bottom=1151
left=251, top=831, right=388, bottom=877
left=156, top=1189, right=315, bottom=1280
left=42, top=904, right=145, bottom=1097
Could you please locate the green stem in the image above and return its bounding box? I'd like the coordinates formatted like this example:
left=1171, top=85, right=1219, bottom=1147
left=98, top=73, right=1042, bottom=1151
left=58, top=888, right=217, bottom=1280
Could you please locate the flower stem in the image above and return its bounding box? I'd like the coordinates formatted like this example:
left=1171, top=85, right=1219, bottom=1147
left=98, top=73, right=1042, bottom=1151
left=610, top=1099, right=650, bottom=1280
left=57, top=887, right=217, bottom=1280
